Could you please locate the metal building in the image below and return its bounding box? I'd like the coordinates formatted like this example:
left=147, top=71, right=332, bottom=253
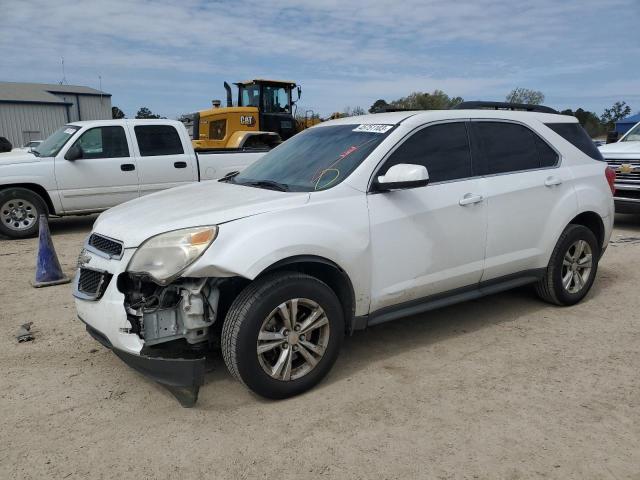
left=0, top=82, right=112, bottom=147
left=615, top=112, right=640, bottom=135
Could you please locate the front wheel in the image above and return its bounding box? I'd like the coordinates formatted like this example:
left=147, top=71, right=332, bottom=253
left=221, top=272, right=344, bottom=399
left=535, top=224, right=600, bottom=306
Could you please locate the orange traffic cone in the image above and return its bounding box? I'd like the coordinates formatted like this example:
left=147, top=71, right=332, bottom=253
left=32, top=215, right=70, bottom=288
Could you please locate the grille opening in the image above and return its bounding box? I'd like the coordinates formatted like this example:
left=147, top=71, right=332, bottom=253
left=79, top=269, right=103, bottom=294
left=78, top=268, right=112, bottom=299
left=605, top=160, right=640, bottom=182
left=616, top=190, right=640, bottom=200
left=88, top=234, right=123, bottom=257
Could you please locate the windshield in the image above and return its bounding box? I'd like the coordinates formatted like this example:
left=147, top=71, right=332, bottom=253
left=233, top=124, right=394, bottom=191
left=622, top=122, right=640, bottom=142
left=34, top=125, right=80, bottom=156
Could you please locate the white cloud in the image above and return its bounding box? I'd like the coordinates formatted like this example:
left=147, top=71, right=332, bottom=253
left=1, top=0, right=638, bottom=116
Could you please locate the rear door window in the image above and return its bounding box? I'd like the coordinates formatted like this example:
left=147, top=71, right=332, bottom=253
left=134, top=125, right=184, bottom=156
left=381, top=122, right=473, bottom=183
left=544, top=123, right=604, bottom=160
left=470, top=122, right=558, bottom=175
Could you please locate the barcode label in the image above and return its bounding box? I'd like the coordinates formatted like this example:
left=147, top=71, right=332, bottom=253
left=352, top=124, right=393, bottom=133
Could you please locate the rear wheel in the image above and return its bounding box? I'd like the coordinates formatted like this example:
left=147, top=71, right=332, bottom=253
left=0, top=188, right=47, bottom=239
left=535, top=224, right=600, bottom=306
left=221, top=272, right=344, bottom=399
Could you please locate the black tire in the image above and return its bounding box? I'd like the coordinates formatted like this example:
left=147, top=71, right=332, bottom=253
left=0, top=137, right=12, bottom=153
left=221, top=271, right=344, bottom=399
left=0, top=188, right=47, bottom=239
left=535, top=224, right=600, bottom=306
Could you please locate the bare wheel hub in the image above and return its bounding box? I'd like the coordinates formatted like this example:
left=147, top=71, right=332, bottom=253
left=257, top=298, right=330, bottom=381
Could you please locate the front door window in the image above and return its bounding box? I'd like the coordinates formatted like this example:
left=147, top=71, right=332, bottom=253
left=241, top=85, right=260, bottom=108
left=262, top=85, right=290, bottom=113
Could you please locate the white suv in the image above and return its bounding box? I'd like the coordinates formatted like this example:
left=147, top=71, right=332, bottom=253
left=74, top=104, right=615, bottom=406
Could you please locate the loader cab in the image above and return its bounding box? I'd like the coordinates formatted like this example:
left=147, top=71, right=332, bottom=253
left=236, top=79, right=299, bottom=141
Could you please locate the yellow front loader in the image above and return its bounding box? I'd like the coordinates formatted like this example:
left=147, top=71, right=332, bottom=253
left=184, top=79, right=314, bottom=152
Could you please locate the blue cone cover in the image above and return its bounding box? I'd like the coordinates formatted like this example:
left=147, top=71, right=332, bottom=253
left=34, top=215, right=66, bottom=283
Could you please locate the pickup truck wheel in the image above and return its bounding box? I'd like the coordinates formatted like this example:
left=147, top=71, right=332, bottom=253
left=221, top=272, right=344, bottom=399
left=535, top=224, right=600, bottom=306
left=0, top=188, right=47, bottom=239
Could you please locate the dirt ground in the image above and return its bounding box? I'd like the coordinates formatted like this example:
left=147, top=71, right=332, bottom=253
left=1, top=214, right=639, bottom=480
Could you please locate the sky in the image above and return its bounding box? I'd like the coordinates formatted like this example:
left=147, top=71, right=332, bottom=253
left=1, top=0, right=639, bottom=119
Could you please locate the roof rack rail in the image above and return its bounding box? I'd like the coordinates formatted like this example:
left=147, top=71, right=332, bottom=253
left=453, top=101, right=558, bottom=114
left=376, top=107, right=413, bottom=112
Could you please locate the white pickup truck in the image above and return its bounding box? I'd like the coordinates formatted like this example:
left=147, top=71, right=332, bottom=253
left=599, top=121, right=640, bottom=214
left=0, top=119, right=265, bottom=238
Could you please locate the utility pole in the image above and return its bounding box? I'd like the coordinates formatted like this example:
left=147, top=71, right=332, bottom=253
left=59, top=57, right=67, bottom=85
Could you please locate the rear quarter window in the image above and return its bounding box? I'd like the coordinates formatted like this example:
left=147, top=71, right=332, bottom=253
left=545, top=123, right=604, bottom=161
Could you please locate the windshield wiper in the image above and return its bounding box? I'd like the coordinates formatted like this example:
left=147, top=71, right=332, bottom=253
left=31, top=149, right=41, bottom=157
left=218, top=171, right=239, bottom=182
left=241, top=180, right=289, bottom=192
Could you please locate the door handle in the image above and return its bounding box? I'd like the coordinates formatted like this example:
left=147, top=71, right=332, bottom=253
left=459, top=193, right=484, bottom=206
left=174, top=161, right=187, bottom=169
left=544, top=176, right=562, bottom=187
left=120, top=163, right=135, bottom=171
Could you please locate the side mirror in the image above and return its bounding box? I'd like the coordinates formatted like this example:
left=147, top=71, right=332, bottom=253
left=65, top=144, right=83, bottom=161
left=375, top=164, right=429, bottom=191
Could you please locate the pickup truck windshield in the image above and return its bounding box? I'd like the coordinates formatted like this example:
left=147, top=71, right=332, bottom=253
left=621, top=123, right=640, bottom=142
left=233, top=124, right=393, bottom=191
left=33, top=125, right=80, bottom=157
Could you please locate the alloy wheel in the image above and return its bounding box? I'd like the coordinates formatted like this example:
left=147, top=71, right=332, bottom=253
left=256, top=298, right=330, bottom=381
left=561, top=239, right=593, bottom=294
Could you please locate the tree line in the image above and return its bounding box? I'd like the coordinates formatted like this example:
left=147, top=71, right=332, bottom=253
left=112, top=88, right=635, bottom=138
left=111, top=106, right=165, bottom=119
left=360, top=88, right=634, bottom=137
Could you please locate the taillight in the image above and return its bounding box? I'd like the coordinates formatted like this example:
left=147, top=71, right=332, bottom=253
left=605, top=166, right=616, bottom=195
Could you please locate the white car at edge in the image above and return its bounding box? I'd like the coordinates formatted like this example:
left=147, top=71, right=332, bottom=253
left=74, top=104, right=616, bottom=406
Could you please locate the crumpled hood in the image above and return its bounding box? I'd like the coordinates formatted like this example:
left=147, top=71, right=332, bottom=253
left=599, top=141, right=640, bottom=156
left=0, top=151, right=40, bottom=166
left=93, top=180, right=310, bottom=247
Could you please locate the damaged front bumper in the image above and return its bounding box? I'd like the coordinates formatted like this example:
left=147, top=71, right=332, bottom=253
left=80, top=316, right=205, bottom=407
left=73, top=240, right=214, bottom=407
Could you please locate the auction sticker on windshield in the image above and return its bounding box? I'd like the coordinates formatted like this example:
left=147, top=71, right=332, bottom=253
left=352, top=124, right=393, bottom=133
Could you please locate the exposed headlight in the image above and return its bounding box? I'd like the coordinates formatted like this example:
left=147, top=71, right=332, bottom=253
left=127, top=226, right=218, bottom=284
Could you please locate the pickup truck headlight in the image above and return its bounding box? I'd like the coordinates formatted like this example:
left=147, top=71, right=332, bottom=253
left=127, top=226, right=218, bottom=284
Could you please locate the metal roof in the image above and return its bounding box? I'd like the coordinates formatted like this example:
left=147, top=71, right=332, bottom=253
left=0, top=82, right=111, bottom=104
left=616, top=113, right=640, bottom=125
left=235, top=79, right=297, bottom=86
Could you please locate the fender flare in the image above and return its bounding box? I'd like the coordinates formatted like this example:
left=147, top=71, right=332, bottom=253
left=258, top=254, right=359, bottom=333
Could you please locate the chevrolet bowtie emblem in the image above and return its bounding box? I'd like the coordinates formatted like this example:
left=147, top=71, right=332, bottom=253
left=77, top=249, right=91, bottom=268
left=619, top=164, right=634, bottom=174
